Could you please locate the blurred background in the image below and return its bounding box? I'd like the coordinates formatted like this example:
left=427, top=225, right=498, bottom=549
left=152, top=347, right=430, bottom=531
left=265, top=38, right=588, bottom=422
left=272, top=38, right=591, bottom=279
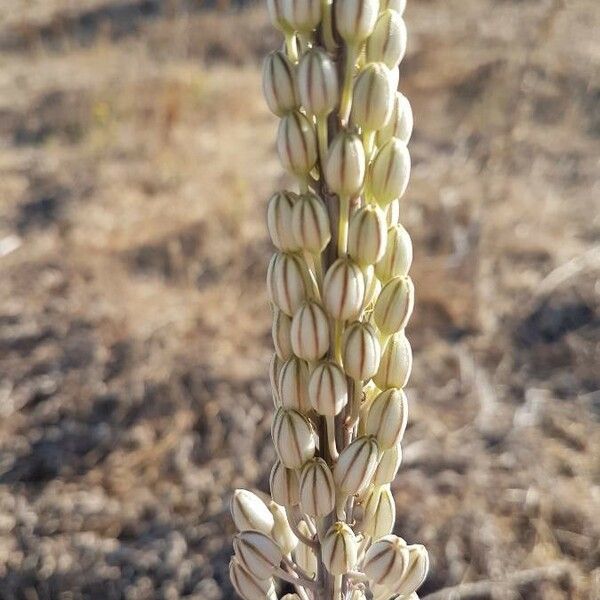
left=0, top=0, right=599, bottom=598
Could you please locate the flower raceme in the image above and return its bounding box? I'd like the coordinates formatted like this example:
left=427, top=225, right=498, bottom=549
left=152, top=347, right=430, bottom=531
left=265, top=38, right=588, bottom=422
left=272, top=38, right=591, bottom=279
left=231, top=0, right=429, bottom=598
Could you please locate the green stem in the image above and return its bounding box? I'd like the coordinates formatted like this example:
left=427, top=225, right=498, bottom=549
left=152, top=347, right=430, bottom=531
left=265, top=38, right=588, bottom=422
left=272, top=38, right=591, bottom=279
left=325, top=415, right=339, bottom=461
left=362, top=129, right=376, bottom=160
left=337, top=195, right=350, bottom=257
left=321, top=0, right=336, bottom=51
left=339, top=43, right=358, bottom=125
left=317, top=117, right=329, bottom=169
left=285, top=32, right=299, bottom=62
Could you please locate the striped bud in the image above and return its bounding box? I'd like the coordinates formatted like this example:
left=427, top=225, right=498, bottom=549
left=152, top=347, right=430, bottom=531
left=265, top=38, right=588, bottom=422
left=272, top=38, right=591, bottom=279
left=272, top=308, right=294, bottom=361
left=373, top=442, right=402, bottom=484
left=376, top=224, right=413, bottom=282
left=395, top=545, right=430, bottom=596
left=343, top=321, right=381, bottom=380
left=373, top=332, right=412, bottom=390
left=270, top=460, right=300, bottom=506
left=290, top=301, right=330, bottom=360
left=299, top=457, right=335, bottom=516
left=363, top=264, right=381, bottom=309
left=272, top=407, right=316, bottom=468
left=334, top=435, right=379, bottom=495
left=381, top=0, right=406, bottom=15
left=367, top=138, right=411, bottom=206
left=230, top=559, right=277, bottom=600
left=374, top=276, right=414, bottom=334
left=348, top=204, right=388, bottom=266
left=308, top=361, right=348, bottom=416
left=323, top=258, right=366, bottom=320
left=363, top=535, right=410, bottom=587
left=366, top=10, right=407, bottom=69
left=262, top=51, right=299, bottom=117
left=278, top=356, right=310, bottom=412
left=269, top=501, right=298, bottom=554
left=365, top=388, right=408, bottom=448
left=233, top=530, right=282, bottom=580
left=277, top=111, right=318, bottom=177
left=335, top=0, right=379, bottom=43
left=298, top=48, right=339, bottom=117
left=269, top=353, right=282, bottom=407
left=267, top=0, right=292, bottom=32
left=361, top=484, right=396, bottom=538
left=294, top=521, right=317, bottom=577
left=322, top=522, right=358, bottom=575
left=324, top=132, right=366, bottom=198
left=377, top=91, right=413, bottom=146
left=267, top=191, right=299, bottom=252
left=267, top=252, right=309, bottom=316
left=291, top=193, right=331, bottom=253
left=350, top=63, right=395, bottom=132
left=230, top=489, right=274, bottom=535
left=283, top=0, right=322, bottom=33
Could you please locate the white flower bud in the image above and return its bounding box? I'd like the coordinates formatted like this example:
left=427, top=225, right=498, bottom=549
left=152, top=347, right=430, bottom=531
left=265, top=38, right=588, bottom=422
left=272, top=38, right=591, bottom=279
left=366, top=10, right=407, bottom=69
left=291, top=193, right=331, bottom=253
left=233, top=530, right=282, bottom=580
left=376, top=224, right=413, bottom=282
left=272, top=407, right=316, bottom=468
left=272, top=308, right=294, bottom=361
left=283, top=0, right=322, bottom=33
left=268, top=500, right=298, bottom=554
left=367, top=138, right=411, bottom=206
left=373, top=442, right=402, bottom=484
left=373, top=332, right=412, bottom=390
left=363, top=535, right=410, bottom=587
left=334, top=435, right=379, bottom=495
left=381, top=0, right=406, bottom=16
left=377, top=91, right=413, bottom=146
left=290, top=301, right=330, bottom=361
left=269, top=353, right=282, bottom=407
left=323, top=258, right=366, bottom=321
left=281, top=595, right=302, bottom=600
left=362, top=264, right=381, bottom=310
left=230, top=489, right=275, bottom=535
left=335, top=0, right=379, bottom=43
left=308, top=361, right=348, bottom=416
left=365, top=388, right=408, bottom=448
left=299, top=457, right=335, bottom=516
left=395, top=545, right=429, bottom=596
left=348, top=204, right=388, bottom=266
left=267, top=0, right=292, bottom=32
left=322, top=521, right=358, bottom=575
left=373, top=276, right=414, bottom=335
left=267, top=191, right=300, bottom=252
left=298, top=48, right=339, bottom=117
left=230, top=559, right=277, bottom=600
left=351, top=63, right=395, bottom=132
left=343, top=321, right=381, bottom=381
left=267, top=252, right=309, bottom=317
left=277, top=111, right=318, bottom=177
left=278, top=356, right=310, bottom=412
left=324, top=132, right=366, bottom=198
left=349, top=591, right=367, bottom=600
left=270, top=460, right=300, bottom=506
left=294, top=521, right=317, bottom=577
left=263, top=51, right=299, bottom=117
left=361, top=484, right=396, bottom=539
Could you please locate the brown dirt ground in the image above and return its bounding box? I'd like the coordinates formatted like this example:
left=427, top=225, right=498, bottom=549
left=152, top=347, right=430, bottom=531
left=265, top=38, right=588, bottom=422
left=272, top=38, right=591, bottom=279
left=0, top=0, right=599, bottom=598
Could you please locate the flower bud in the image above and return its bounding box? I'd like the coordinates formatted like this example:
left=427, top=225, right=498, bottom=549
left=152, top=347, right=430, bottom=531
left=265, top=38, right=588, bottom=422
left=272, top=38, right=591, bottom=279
left=343, top=321, right=381, bottom=380
left=324, top=132, right=366, bottom=198
left=270, top=460, right=300, bottom=506
left=395, top=545, right=429, bottom=596
left=267, top=0, right=292, bottom=32
left=365, top=388, right=408, bottom=448
left=272, top=407, right=316, bottom=468
left=373, top=442, right=402, bottom=484
left=350, top=63, right=395, bottom=132
left=363, top=535, right=410, bottom=587
left=323, top=258, right=366, bottom=320
left=361, top=484, right=396, bottom=539
left=267, top=191, right=299, bottom=252
left=230, top=489, right=274, bottom=534
left=269, top=353, right=282, bottom=407
left=334, top=435, right=379, bottom=495
left=294, top=521, right=317, bottom=577
left=298, top=48, right=339, bottom=117
left=283, top=0, right=322, bottom=33
left=362, top=264, right=381, bottom=309
left=335, top=0, right=379, bottom=43
left=373, top=332, right=412, bottom=390
left=367, top=138, right=411, bottom=206
left=230, top=559, right=277, bottom=600
left=322, top=521, right=358, bottom=575
left=348, top=204, right=388, bottom=266
left=272, top=308, right=294, bottom=361
left=377, top=91, right=413, bottom=146
left=366, top=10, right=407, bottom=69
left=299, top=457, right=335, bottom=516
left=233, top=530, right=282, bottom=580
left=277, top=111, right=318, bottom=177
left=267, top=252, right=309, bottom=316
left=373, top=276, right=414, bottom=335
left=263, top=51, right=299, bottom=117
left=349, top=591, right=367, bottom=600
left=308, top=361, right=348, bottom=416
left=376, top=223, right=413, bottom=282
left=290, top=301, right=330, bottom=360
left=278, top=356, right=310, bottom=412
left=381, top=0, right=406, bottom=16
left=269, top=500, right=298, bottom=555
left=281, top=596, right=302, bottom=600
left=291, top=193, right=331, bottom=253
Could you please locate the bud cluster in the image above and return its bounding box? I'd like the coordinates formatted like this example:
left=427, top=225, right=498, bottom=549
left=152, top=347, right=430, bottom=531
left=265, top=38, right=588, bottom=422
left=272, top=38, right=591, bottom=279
left=232, top=0, right=428, bottom=598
